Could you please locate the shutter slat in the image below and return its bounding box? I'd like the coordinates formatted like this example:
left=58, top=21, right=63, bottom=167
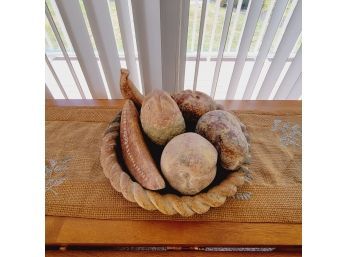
left=271, top=0, right=299, bottom=57
left=274, top=45, right=302, bottom=99
left=210, top=0, right=234, bottom=98
left=256, top=0, right=302, bottom=100
left=190, top=0, right=200, bottom=51
left=227, top=0, right=243, bottom=53
left=232, top=0, right=252, bottom=54
left=45, top=3, right=86, bottom=99
left=45, top=36, right=54, bottom=50
left=131, top=0, right=162, bottom=94
left=286, top=73, right=302, bottom=99
left=55, top=0, right=107, bottom=99
left=49, top=0, right=73, bottom=50
left=45, top=54, right=68, bottom=99
left=83, top=0, right=122, bottom=99
left=243, top=0, right=289, bottom=99
left=45, top=83, right=54, bottom=99
left=208, top=0, right=222, bottom=57
left=114, top=0, right=140, bottom=88
left=226, top=0, right=264, bottom=99
left=253, top=0, right=276, bottom=53
left=160, top=0, right=189, bottom=93
left=177, top=0, right=190, bottom=92
left=192, top=0, right=208, bottom=92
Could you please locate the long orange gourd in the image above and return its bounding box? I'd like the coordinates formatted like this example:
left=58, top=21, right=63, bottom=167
left=120, top=100, right=165, bottom=190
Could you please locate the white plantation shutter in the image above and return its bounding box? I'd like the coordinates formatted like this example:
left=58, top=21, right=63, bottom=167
left=131, top=0, right=162, bottom=94
left=210, top=0, right=234, bottom=98
left=46, top=0, right=302, bottom=100
left=192, top=0, right=207, bottom=92
left=83, top=0, right=122, bottom=98
left=226, top=0, right=264, bottom=99
left=243, top=0, right=289, bottom=99
left=226, top=0, right=243, bottom=54
left=55, top=0, right=107, bottom=99
left=160, top=0, right=190, bottom=93
left=257, top=0, right=302, bottom=99
left=287, top=73, right=302, bottom=100
left=114, top=0, right=140, bottom=89
left=45, top=54, right=68, bottom=99
left=177, top=0, right=190, bottom=92
left=46, top=2, right=86, bottom=99
left=274, top=45, right=302, bottom=99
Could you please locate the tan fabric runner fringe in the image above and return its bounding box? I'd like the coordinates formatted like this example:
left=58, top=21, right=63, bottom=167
left=45, top=106, right=302, bottom=223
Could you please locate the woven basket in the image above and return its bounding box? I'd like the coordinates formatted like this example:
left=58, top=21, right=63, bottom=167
left=100, top=111, right=250, bottom=217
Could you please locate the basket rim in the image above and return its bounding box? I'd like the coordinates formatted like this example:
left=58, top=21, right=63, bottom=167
left=100, top=110, right=248, bottom=217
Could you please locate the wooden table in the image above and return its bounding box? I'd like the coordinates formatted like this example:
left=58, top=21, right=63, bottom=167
left=46, top=100, right=302, bottom=256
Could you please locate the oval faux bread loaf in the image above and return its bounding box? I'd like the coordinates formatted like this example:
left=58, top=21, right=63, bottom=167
left=120, top=69, right=144, bottom=108
left=140, top=90, right=185, bottom=145
left=120, top=100, right=165, bottom=190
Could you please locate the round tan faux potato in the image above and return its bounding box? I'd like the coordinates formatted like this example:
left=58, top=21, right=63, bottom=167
left=160, top=133, right=218, bottom=195
left=100, top=111, right=249, bottom=217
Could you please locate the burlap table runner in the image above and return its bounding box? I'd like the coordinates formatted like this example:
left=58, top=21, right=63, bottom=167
left=45, top=105, right=301, bottom=223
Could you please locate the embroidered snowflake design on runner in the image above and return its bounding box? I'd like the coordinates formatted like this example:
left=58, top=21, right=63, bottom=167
left=45, top=157, right=72, bottom=195
left=272, top=119, right=301, bottom=147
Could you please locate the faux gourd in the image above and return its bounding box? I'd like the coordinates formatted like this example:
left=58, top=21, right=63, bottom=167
left=120, top=100, right=165, bottom=190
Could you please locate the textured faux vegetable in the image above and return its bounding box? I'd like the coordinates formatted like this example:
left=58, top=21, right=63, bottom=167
left=120, top=100, right=165, bottom=190
left=161, top=132, right=218, bottom=195
left=171, top=90, right=217, bottom=128
left=196, top=110, right=251, bottom=170
left=140, top=90, right=185, bottom=145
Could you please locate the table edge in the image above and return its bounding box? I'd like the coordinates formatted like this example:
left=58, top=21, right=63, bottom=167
left=46, top=216, right=302, bottom=247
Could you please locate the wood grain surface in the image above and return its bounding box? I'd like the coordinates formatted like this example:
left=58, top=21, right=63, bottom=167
left=45, top=100, right=302, bottom=253
left=46, top=216, right=301, bottom=247
left=46, top=250, right=301, bottom=257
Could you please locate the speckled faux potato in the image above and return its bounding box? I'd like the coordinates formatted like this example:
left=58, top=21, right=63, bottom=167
left=160, top=132, right=218, bottom=195
left=120, top=100, right=165, bottom=190
left=171, top=90, right=217, bottom=127
left=140, top=90, right=185, bottom=145
left=196, top=110, right=251, bottom=171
